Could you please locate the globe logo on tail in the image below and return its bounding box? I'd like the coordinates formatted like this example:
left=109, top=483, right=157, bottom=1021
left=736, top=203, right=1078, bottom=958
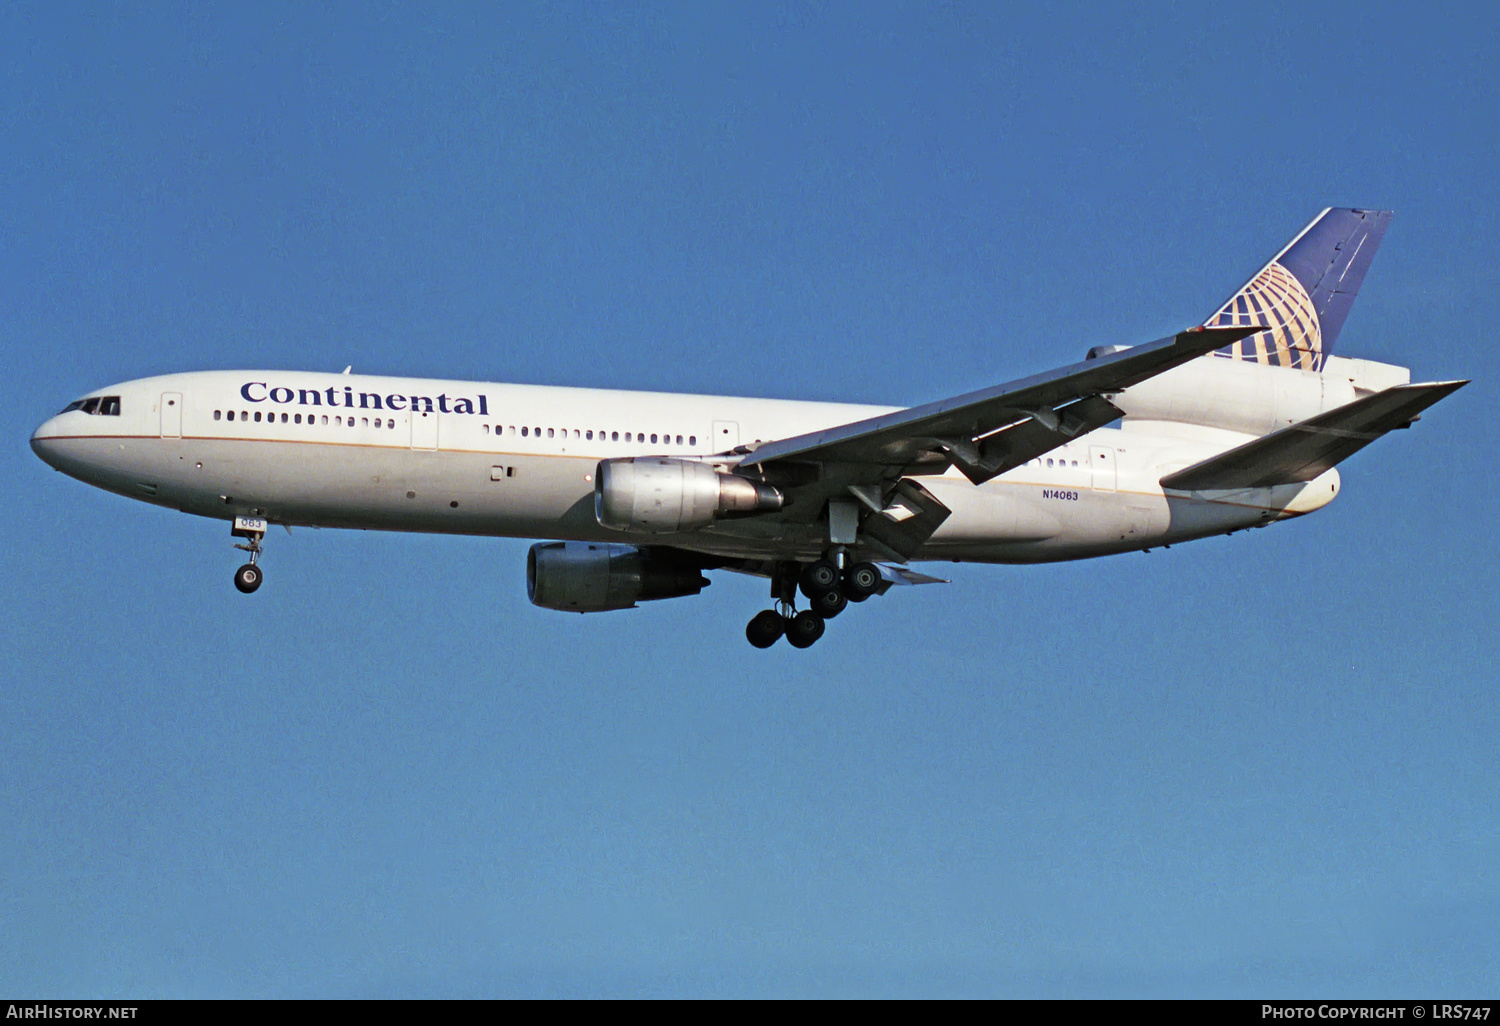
left=1207, top=261, right=1323, bottom=371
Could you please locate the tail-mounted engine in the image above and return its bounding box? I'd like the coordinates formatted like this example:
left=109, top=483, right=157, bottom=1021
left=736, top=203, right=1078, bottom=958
left=527, top=541, right=710, bottom=613
left=595, top=457, right=782, bottom=534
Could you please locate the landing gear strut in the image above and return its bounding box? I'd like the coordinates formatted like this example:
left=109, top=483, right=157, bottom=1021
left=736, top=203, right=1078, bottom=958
left=231, top=516, right=267, bottom=594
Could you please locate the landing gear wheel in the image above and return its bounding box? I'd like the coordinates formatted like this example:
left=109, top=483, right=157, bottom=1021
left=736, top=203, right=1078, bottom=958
left=799, top=559, right=840, bottom=600
left=812, top=587, right=848, bottom=619
left=234, top=563, right=263, bottom=594
left=746, top=609, right=786, bottom=649
left=785, top=610, right=826, bottom=648
left=844, top=561, right=881, bottom=602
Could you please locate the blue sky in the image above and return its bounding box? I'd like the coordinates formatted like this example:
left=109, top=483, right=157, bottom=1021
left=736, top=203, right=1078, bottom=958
left=3, top=1, right=1496, bottom=997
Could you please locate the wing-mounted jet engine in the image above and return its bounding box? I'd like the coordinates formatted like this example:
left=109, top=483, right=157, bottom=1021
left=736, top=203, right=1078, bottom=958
left=527, top=541, right=711, bottom=613
left=594, top=457, right=783, bottom=533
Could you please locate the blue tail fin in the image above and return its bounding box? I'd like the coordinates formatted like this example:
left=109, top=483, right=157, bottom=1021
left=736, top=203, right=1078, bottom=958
left=1205, top=208, right=1393, bottom=371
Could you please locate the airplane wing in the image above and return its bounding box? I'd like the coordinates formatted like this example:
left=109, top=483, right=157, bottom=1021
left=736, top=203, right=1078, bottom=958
left=1160, top=380, right=1468, bottom=491
left=743, top=326, right=1257, bottom=482
left=728, top=325, right=1259, bottom=560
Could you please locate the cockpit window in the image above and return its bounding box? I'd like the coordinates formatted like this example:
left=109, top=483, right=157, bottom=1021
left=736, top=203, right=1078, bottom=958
left=59, top=396, right=121, bottom=416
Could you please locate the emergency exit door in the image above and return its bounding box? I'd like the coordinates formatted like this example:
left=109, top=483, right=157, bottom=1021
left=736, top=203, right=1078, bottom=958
left=160, top=393, right=182, bottom=438
left=1090, top=445, right=1116, bottom=491
left=412, top=409, right=439, bottom=450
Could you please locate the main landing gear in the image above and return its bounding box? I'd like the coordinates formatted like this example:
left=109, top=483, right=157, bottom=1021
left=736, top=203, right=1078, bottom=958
left=745, top=607, right=827, bottom=649
left=231, top=516, right=268, bottom=594
left=744, top=557, right=884, bottom=649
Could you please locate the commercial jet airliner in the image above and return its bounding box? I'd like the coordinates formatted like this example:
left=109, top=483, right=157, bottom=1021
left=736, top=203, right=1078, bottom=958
left=31, top=209, right=1465, bottom=648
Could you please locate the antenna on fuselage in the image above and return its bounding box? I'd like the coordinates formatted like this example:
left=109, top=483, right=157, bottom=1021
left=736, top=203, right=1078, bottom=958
left=342, top=366, right=352, bottom=375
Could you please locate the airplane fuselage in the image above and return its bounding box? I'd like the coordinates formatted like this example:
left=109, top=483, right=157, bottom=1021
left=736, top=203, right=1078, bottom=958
left=30, top=368, right=1338, bottom=566
left=29, top=210, right=1460, bottom=650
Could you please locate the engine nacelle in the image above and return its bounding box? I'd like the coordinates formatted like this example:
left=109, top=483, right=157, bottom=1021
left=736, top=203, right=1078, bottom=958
left=527, top=541, right=710, bottom=613
left=595, top=457, right=782, bottom=534
left=1095, top=352, right=1361, bottom=436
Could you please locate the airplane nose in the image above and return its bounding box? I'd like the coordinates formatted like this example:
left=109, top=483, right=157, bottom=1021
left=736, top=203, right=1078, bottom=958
left=31, top=415, right=66, bottom=470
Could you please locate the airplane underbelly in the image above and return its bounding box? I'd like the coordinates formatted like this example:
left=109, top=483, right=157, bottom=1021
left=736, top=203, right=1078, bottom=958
left=113, top=438, right=605, bottom=538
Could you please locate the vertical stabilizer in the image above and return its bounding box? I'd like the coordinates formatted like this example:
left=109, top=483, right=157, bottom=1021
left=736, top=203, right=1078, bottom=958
left=1205, top=208, right=1392, bottom=371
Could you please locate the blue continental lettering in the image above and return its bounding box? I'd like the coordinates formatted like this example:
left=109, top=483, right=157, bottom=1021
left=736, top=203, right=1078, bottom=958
left=239, top=381, right=491, bottom=415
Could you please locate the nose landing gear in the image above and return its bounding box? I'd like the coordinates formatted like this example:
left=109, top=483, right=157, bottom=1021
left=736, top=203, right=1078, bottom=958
left=234, top=562, right=263, bottom=594
left=231, top=516, right=267, bottom=594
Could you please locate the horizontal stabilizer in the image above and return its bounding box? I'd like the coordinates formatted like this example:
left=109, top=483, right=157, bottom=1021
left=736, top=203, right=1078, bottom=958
left=1160, top=380, right=1467, bottom=491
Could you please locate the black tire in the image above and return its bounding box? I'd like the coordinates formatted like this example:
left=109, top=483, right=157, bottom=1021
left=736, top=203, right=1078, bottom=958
left=844, top=561, right=881, bottom=601
left=784, top=610, right=825, bottom=648
left=813, top=587, right=848, bottom=619
left=799, top=559, right=840, bottom=599
left=746, top=609, right=785, bottom=649
left=234, top=563, right=263, bottom=594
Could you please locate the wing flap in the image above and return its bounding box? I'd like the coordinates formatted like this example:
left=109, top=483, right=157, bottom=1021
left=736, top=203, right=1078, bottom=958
left=1161, top=380, right=1467, bottom=491
left=944, top=393, right=1125, bottom=485
left=858, top=479, right=953, bottom=562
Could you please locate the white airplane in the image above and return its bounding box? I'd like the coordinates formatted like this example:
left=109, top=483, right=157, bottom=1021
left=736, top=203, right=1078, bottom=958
left=31, top=208, right=1465, bottom=648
